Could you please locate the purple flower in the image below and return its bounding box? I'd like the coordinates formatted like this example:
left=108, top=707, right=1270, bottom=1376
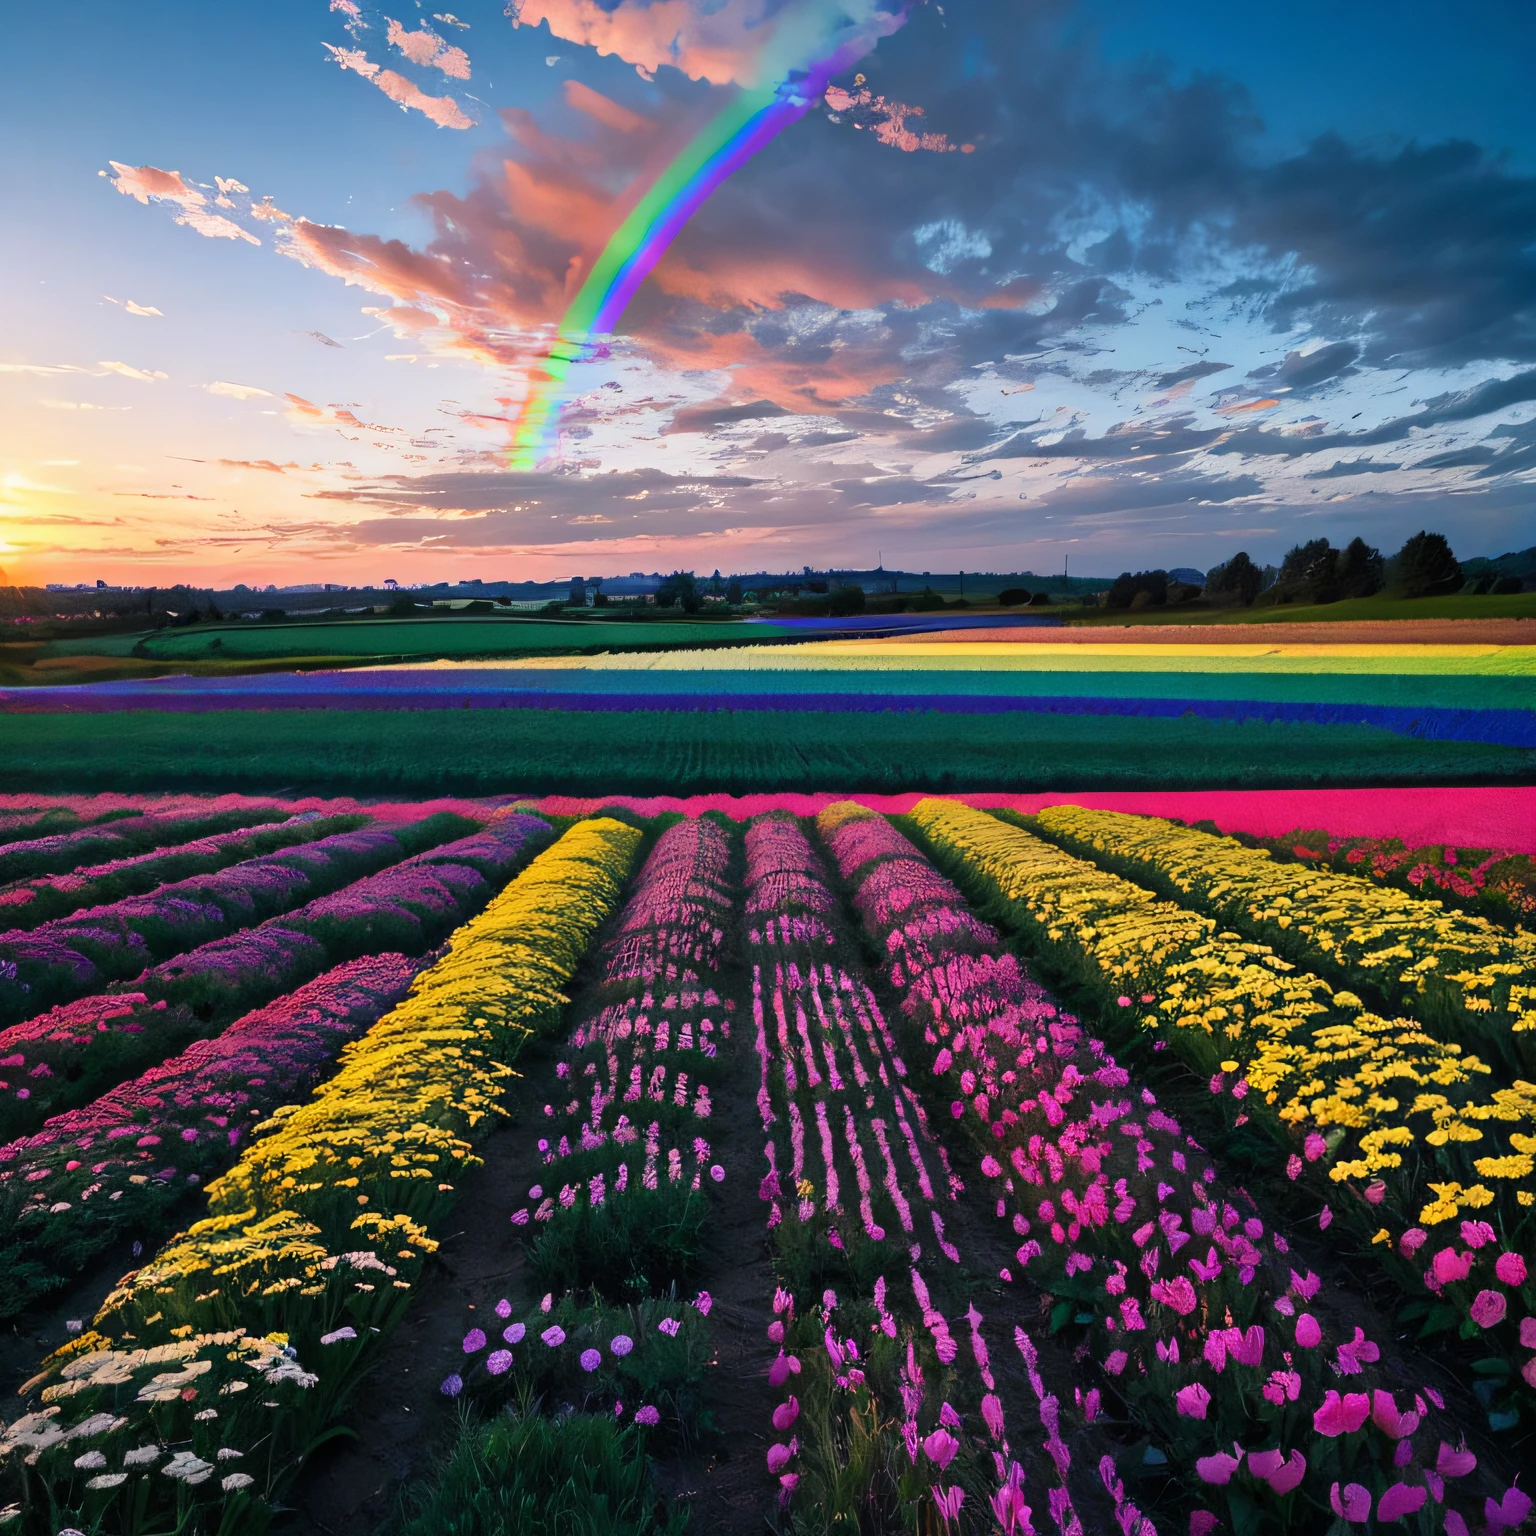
left=486, top=1350, right=512, bottom=1376
left=1470, top=1290, right=1507, bottom=1328
left=657, top=1318, right=680, bottom=1337
left=440, top=1374, right=463, bottom=1397
left=504, top=1322, right=525, bottom=1344
left=463, top=1328, right=486, bottom=1353
left=634, top=1405, right=660, bottom=1426
left=541, top=1326, right=566, bottom=1348
left=1174, top=1383, right=1211, bottom=1420
left=610, top=1334, right=634, bottom=1357
left=1329, top=1483, right=1371, bottom=1523
left=580, top=1348, right=602, bottom=1372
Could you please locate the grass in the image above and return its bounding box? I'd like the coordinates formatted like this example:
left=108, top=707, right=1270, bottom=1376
left=0, top=708, right=1528, bottom=795
left=1058, top=590, right=1536, bottom=626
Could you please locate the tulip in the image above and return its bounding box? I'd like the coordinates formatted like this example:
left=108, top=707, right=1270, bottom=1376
left=1175, top=1383, right=1211, bottom=1420
left=1313, top=1391, right=1370, bottom=1437
left=772, top=1397, right=799, bottom=1432
left=766, top=1443, right=795, bottom=1475
left=1431, top=1247, right=1472, bottom=1284
left=1486, top=1487, right=1534, bottom=1533
left=1196, top=1449, right=1242, bottom=1486
left=1377, top=1483, right=1427, bottom=1522
left=1370, top=1390, right=1420, bottom=1440
left=1435, top=1442, right=1477, bottom=1478
left=923, top=1428, right=959, bottom=1472
left=1293, top=1313, right=1322, bottom=1348
left=1330, top=1483, right=1372, bottom=1523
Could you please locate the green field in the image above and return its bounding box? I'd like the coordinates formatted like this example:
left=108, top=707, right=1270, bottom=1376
left=0, top=709, right=1527, bottom=795
left=1056, top=590, right=1536, bottom=625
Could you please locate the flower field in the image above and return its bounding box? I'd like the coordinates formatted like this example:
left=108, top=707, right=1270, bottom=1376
left=0, top=791, right=1531, bottom=1536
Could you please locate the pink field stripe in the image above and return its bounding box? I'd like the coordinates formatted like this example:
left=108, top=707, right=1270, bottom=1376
left=529, top=787, right=1536, bottom=852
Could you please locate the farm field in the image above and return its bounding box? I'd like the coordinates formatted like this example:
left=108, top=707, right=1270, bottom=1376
left=0, top=789, right=1532, bottom=1536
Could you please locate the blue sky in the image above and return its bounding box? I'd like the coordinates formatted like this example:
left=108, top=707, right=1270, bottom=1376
left=2, top=0, right=1533, bottom=585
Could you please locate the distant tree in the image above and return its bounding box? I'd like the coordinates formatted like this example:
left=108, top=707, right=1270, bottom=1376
left=909, top=586, right=947, bottom=612
left=1336, top=536, right=1384, bottom=599
left=1027, top=591, right=1051, bottom=607
left=1392, top=530, right=1462, bottom=597
left=1105, top=571, right=1168, bottom=609
left=726, top=577, right=743, bottom=604
left=828, top=584, right=865, bottom=616
left=1493, top=575, right=1524, bottom=594
left=656, top=571, right=699, bottom=612
left=1275, top=538, right=1339, bottom=604
left=997, top=588, right=1032, bottom=606
left=1204, top=551, right=1263, bottom=607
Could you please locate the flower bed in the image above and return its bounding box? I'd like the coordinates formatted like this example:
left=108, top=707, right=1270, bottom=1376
left=0, top=810, right=364, bottom=930
left=0, top=811, right=479, bottom=1025
left=1031, top=804, right=1536, bottom=1069
left=0, top=817, right=640, bottom=1531
left=907, top=799, right=1536, bottom=1412
left=0, top=953, right=423, bottom=1317
left=0, top=814, right=554, bottom=1143
left=825, top=800, right=1526, bottom=1532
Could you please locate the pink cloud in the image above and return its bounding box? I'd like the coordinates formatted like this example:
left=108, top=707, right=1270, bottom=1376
left=824, top=84, right=972, bottom=154
left=386, top=17, right=471, bottom=78
left=323, top=43, right=473, bottom=128
left=105, top=161, right=260, bottom=243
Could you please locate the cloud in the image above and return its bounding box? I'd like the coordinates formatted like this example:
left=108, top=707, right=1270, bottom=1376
left=823, top=83, right=971, bottom=154
left=662, top=399, right=790, bottom=434
left=206, top=380, right=271, bottom=399
left=508, top=0, right=912, bottom=89
left=322, top=43, right=474, bottom=129
left=386, top=17, right=471, bottom=78
left=103, top=295, right=165, bottom=317
left=105, top=161, right=260, bottom=243
left=98, top=360, right=167, bottom=382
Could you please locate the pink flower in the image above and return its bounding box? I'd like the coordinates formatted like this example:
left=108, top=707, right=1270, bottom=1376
left=1285, top=1154, right=1302, bottom=1181
left=463, top=1329, right=486, bottom=1353
left=1248, top=1448, right=1306, bottom=1495
left=1314, top=1391, right=1370, bottom=1437
left=766, top=1443, right=795, bottom=1475
left=486, top=1350, right=512, bottom=1376
left=1399, top=1228, right=1429, bottom=1257
left=580, top=1349, right=602, bottom=1372
left=773, top=1397, right=800, bottom=1432
left=923, top=1428, right=959, bottom=1472
left=1459, top=1219, right=1496, bottom=1250
left=1175, top=1383, right=1212, bottom=1420
left=981, top=1393, right=1005, bottom=1440
left=541, top=1326, right=565, bottom=1348
left=1431, top=1247, right=1473, bottom=1284
left=1522, top=1317, right=1536, bottom=1349
left=1435, top=1442, right=1477, bottom=1478
left=1294, top=1313, right=1322, bottom=1348
left=1117, top=996, right=1131, bottom=1007
left=1303, top=1133, right=1326, bottom=1161
left=657, top=1318, right=681, bottom=1337
left=1486, top=1487, right=1534, bottom=1533
left=1104, top=1349, right=1129, bottom=1375
left=1376, top=1483, right=1427, bottom=1522
left=503, top=1323, right=525, bottom=1345
left=1471, top=1290, right=1507, bottom=1328
left=610, top=1334, right=633, bottom=1356
left=934, top=1484, right=965, bottom=1522
left=1196, top=1449, right=1242, bottom=1485
left=1150, top=1277, right=1198, bottom=1316
left=1370, top=1390, right=1420, bottom=1439
left=1190, top=1515, right=1219, bottom=1536
left=1495, top=1252, right=1528, bottom=1286
left=634, top=1405, right=660, bottom=1426
left=1330, top=1483, right=1372, bottom=1523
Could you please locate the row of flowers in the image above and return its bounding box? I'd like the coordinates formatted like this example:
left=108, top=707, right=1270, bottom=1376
left=909, top=800, right=1536, bottom=1370
left=0, top=810, right=479, bottom=1026
left=0, top=809, right=359, bottom=930
left=1251, top=828, right=1536, bottom=927
left=0, top=816, right=641, bottom=1531
left=0, top=813, right=554, bottom=1145
left=0, top=804, right=286, bottom=887
left=829, top=800, right=1530, bottom=1535
left=0, top=952, right=424, bottom=1320
left=747, top=809, right=1066, bottom=1533
left=1030, top=805, right=1536, bottom=1069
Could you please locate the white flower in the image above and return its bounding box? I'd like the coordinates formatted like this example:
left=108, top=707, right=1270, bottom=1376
left=193, top=1408, right=219, bottom=1421
left=319, top=1327, right=357, bottom=1345
left=216, top=1447, right=244, bottom=1461
left=84, top=1474, right=127, bottom=1490
left=162, top=1450, right=214, bottom=1485
left=72, top=1451, right=107, bottom=1470
left=221, top=1472, right=255, bottom=1491
left=123, top=1445, right=161, bottom=1466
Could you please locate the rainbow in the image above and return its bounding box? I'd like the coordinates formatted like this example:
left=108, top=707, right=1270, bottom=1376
left=508, top=9, right=912, bottom=470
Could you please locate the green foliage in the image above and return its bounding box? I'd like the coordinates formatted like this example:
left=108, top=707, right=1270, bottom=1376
left=528, top=1183, right=710, bottom=1301
left=396, top=1407, right=688, bottom=1536
left=1204, top=551, right=1262, bottom=607
left=0, top=708, right=1527, bottom=796
left=1392, top=529, right=1463, bottom=597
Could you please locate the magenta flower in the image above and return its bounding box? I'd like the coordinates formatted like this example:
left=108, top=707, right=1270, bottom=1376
left=1248, top=1448, right=1305, bottom=1495
left=923, top=1427, right=959, bottom=1472
left=1149, top=1276, right=1197, bottom=1315
left=486, top=1349, right=512, bottom=1376
left=1522, top=1317, right=1536, bottom=1349
left=768, top=1353, right=801, bottom=1388
left=610, top=1334, right=634, bottom=1357
left=657, top=1317, right=681, bottom=1338
left=503, top=1323, right=525, bottom=1345
left=766, top=1443, right=795, bottom=1475
left=1175, top=1383, right=1211, bottom=1420
left=1104, top=1349, right=1129, bottom=1375
left=1370, top=1390, right=1420, bottom=1440
left=494, top=1298, right=512, bottom=1319
left=1377, top=1482, right=1427, bottom=1522
left=462, top=1328, right=486, bottom=1353
left=1495, top=1252, right=1528, bottom=1286
left=1485, top=1486, right=1534, bottom=1532
left=1195, top=1449, right=1242, bottom=1485
left=1262, top=1370, right=1301, bottom=1406
left=1330, top=1483, right=1372, bottom=1523
left=1303, top=1133, right=1326, bottom=1161
left=1431, top=1247, right=1473, bottom=1284
left=540, top=1325, right=566, bottom=1348
left=1293, top=1313, right=1322, bottom=1348
left=634, top=1405, right=660, bottom=1426
left=1314, top=1391, right=1370, bottom=1437
left=579, top=1348, right=602, bottom=1372
left=933, top=1484, right=965, bottom=1522
left=1435, top=1442, right=1477, bottom=1478
left=772, top=1397, right=800, bottom=1432
left=1470, top=1289, right=1507, bottom=1328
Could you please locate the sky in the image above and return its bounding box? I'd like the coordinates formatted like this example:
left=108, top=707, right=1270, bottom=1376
left=2, top=0, right=1534, bottom=587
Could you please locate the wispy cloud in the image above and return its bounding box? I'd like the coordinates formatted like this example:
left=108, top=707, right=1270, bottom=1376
left=322, top=43, right=474, bottom=129
left=385, top=16, right=470, bottom=78
left=205, top=380, right=272, bottom=399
